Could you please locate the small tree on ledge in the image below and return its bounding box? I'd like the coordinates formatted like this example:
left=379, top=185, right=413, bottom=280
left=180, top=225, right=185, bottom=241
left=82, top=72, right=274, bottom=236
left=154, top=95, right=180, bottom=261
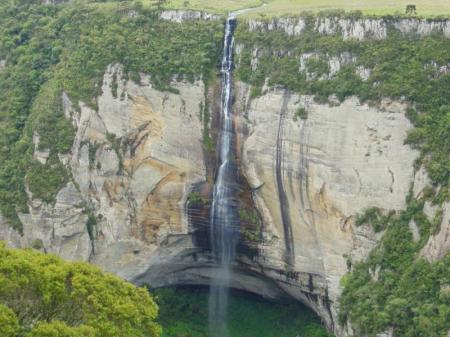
left=406, top=4, right=417, bottom=15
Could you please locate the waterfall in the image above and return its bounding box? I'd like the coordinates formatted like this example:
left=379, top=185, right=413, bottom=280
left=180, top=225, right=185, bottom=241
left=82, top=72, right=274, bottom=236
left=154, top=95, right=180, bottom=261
left=208, top=15, right=239, bottom=337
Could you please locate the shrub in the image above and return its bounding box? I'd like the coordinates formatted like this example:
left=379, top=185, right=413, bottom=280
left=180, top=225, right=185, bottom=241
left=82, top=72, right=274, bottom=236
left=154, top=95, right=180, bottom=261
left=187, top=191, right=205, bottom=206
left=293, top=107, right=308, bottom=121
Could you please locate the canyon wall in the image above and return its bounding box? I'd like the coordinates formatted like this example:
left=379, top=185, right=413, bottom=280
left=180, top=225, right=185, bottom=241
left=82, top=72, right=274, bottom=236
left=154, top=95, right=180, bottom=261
left=0, top=62, right=424, bottom=334
left=233, top=85, right=419, bottom=333
left=0, top=63, right=208, bottom=281
left=247, top=16, right=450, bottom=40
left=1, top=12, right=449, bottom=337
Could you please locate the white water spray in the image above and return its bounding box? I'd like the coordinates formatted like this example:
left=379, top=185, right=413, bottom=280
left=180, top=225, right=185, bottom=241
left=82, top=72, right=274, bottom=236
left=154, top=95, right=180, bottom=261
left=208, top=15, right=239, bottom=337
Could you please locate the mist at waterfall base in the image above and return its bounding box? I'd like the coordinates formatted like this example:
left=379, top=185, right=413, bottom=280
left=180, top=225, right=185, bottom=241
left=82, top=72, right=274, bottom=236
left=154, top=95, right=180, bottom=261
left=208, top=16, right=240, bottom=337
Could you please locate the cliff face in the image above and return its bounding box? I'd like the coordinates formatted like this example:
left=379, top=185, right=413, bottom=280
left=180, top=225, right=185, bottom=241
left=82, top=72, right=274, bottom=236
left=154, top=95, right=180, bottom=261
left=0, top=63, right=421, bottom=334
left=420, top=202, right=450, bottom=263
left=247, top=16, right=450, bottom=40
left=0, top=63, right=208, bottom=280
left=1, top=12, right=450, bottom=337
left=234, top=85, right=419, bottom=332
left=160, top=10, right=220, bottom=22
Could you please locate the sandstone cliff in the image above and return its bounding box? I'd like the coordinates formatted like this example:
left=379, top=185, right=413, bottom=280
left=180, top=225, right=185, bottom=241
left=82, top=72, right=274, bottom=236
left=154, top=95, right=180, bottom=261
left=1, top=12, right=449, bottom=337
left=0, top=63, right=208, bottom=281
left=0, top=63, right=423, bottom=334
left=247, top=16, right=450, bottom=40
left=234, top=84, right=420, bottom=332
left=0, top=61, right=448, bottom=336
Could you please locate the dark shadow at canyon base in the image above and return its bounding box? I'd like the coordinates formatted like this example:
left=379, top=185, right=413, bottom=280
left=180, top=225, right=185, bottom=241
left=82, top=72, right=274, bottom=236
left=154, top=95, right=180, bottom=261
left=151, top=285, right=334, bottom=337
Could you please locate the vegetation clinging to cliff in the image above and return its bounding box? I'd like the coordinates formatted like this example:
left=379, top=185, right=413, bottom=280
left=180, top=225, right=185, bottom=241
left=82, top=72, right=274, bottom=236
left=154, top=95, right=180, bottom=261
left=0, top=242, right=161, bottom=337
left=339, top=196, right=450, bottom=336
left=0, top=0, right=222, bottom=230
left=235, top=21, right=450, bottom=192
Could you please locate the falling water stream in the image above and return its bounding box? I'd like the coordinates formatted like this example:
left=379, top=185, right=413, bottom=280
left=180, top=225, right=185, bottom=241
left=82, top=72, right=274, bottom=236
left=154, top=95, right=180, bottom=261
left=208, top=15, right=239, bottom=337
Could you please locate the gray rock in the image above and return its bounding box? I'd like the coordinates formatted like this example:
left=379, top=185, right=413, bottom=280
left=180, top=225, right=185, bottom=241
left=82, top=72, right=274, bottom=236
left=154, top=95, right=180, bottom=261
left=14, top=182, right=91, bottom=261
left=160, top=10, right=220, bottom=22
left=421, top=202, right=450, bottom=262
left=32, top=132, right=50, bottom=164
left=247, top=16, right=450, bottom=40
left=408, top=219, right=421, bottom=243
left=236, top=86, right=418, bottom=332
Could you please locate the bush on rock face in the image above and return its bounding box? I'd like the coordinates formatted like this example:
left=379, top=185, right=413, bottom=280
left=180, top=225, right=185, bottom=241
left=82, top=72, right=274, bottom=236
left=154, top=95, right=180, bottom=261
left=0, top=242, right=161, bottom=337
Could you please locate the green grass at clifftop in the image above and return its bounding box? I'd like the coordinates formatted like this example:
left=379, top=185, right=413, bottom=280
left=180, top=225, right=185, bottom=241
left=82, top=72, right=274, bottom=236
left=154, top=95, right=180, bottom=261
left=249, top=0, right=450, bottom=17
left=165, top=0, right=264, bottom=13
left=152, top=287, right=333, bottom=337
left=162, top=0, right=450, bottom=16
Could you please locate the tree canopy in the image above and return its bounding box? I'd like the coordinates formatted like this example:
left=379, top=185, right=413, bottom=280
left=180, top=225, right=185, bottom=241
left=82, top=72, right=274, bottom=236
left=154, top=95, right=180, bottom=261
left=0, top=242, right=161, bottom=337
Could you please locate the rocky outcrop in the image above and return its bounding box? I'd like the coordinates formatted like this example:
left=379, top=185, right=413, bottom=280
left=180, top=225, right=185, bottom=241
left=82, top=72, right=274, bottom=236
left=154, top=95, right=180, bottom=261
left=421, top=202, right=450, bottom=262
left=393, top=18, right=450, bottom=37
left=234, top=84, right=418, bottom=332
left=248, top=17, right=306, bottom=36
left=70, top=64, right=207, bottom=279
left=248, top=16, right=450, bottom=40
left=160, top=10, right=220, bottom=22
left=32, top=133, right=50, bottom=164
left=412, top=166, right=450, bottom=262
left=21, top=183, right=91, bottom=261
left=0, top=182, right=91, bottom=261
left=0, top=63, right=208, bottom=280
left=297, top=52, right=358, bottom=81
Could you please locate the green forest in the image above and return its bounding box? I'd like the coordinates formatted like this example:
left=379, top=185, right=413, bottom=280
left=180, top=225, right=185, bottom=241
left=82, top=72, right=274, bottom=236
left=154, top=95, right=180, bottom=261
left=0, top=243, right=161, bottom=337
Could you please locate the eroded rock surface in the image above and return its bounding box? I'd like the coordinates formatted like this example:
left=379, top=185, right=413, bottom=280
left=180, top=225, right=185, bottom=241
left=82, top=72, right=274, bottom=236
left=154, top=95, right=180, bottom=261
left=248, top=16, right=450, bottom=40
left=160, top=10, right=220, bottom=22
left=421, top=202, right=450, bottom=262
left=0, top=60, right=445, bottom=337
left=235, top=84, right=418, bottom=331
left=0, top=63, right=207, bottom=280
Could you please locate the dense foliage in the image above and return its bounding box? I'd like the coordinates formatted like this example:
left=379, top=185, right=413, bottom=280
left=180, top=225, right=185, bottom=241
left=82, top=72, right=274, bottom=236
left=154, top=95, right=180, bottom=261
left=234, top=16, right=450, bottom=337
left=0, top=0, right=222, bottom=231
left=340, top=196, right=450, bottom=336
left=0, top=242, right=161, bottom=337
left=152, top=287, right=333, bottom=337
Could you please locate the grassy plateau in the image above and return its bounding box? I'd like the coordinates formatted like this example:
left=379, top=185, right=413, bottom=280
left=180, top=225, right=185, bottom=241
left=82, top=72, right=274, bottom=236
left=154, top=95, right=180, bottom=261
left=162, top=0, right=450, bottom=17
